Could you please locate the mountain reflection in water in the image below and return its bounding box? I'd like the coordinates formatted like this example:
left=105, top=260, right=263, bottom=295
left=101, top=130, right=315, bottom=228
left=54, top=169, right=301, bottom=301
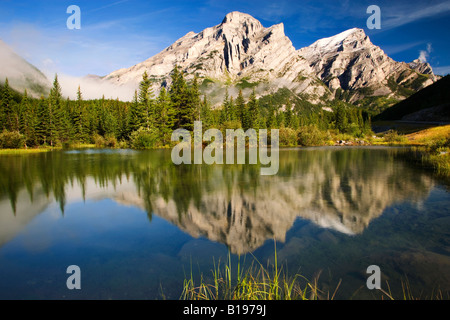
left=0, top=147, right=434, bottom=254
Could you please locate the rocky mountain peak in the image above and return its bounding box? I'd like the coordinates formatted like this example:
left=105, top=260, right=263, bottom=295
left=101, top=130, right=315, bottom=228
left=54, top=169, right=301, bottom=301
left=102, top=12, right=439, bottom=105
left=221, top=11, right=263, bottom=29
left=409, top=59, right=434, bottom=75
left=302, top=28, right=371, bottom=57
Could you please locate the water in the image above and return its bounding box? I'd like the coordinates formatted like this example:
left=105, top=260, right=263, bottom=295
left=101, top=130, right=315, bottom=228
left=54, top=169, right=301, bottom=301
left=0, top=147, right=449, bottom=299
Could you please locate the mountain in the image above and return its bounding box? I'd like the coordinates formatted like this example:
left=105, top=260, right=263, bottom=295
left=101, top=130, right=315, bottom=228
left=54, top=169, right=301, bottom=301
left=101, top=11, right=440, bottom=107
left=103, top=11, right=324, bottom=104
left=0, top=40, right=51, bottom=98
left=299, top=28, right=439, bottom=102
left=374, top=75, right=450, bottom=122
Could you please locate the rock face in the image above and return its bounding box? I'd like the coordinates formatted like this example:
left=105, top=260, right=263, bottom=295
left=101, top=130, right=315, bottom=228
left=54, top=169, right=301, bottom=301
left=102, top=11, right=439, bottom=105
left=103, top=11, right=325, bottom=103
left=299, top=28, right=439, bottom=100
left=409, top=59, right=434, bottom=75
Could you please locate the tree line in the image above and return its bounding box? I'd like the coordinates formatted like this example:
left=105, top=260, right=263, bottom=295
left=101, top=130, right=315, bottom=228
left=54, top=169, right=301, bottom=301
left=0, top=66, right=372, bottom=149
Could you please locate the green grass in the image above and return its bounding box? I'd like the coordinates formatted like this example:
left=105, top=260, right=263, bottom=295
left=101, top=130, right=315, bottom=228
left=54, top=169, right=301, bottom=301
left=180, top=241, right=447, bottom=300
left=0, top=143, right=97, bottom=155
left=0, top=147, right=54, bottom=155
left=181, top=241, right=337, bottom=300
left=402, top=125, right=450, bottom=176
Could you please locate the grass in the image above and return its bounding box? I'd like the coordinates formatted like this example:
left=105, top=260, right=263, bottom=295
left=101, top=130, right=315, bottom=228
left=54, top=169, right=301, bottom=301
left=367, top=124, right=450, bottom=176
left=405, top=124, right=450, bottom=145
left=180, top=242, right=448, bottom=300
left=0, top=143, right=99, bottom=155
left=404, top=125, right=450, bottom=176
left=181, top=241, right=338, bottom=300
left=0, top=147, right=54, bottom=155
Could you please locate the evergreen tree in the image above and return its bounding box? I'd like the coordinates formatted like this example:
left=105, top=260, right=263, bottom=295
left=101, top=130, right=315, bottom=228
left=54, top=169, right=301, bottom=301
left=128, top=90, right=144, bottom=134
left=48, top=76, right=61, bottom=146
left=48, top=74, right=72, bottom=145
left=229, top=96, right=237, bottom=121
left=58, top=97, right=73, bottom=144
left=72, top=86, right=85, bottom=142
left=221, top=88, right=231, bottom=122
left=1, top=78, right=14, bottom=131
left=169, top=65, right=196, bottom=130
left=235, top=89, right=246, bottom=127
left=284, top=100, right=293, bottom=127
left=335, top=103, right=348, bottom=133
left=246, top=89, right=259, bottom=130
left=19, top=90, right=37, bottom=146
left=36, top=96, right=50, bottom=145
left=155, top=86, right=175, bottom=145
left=138, top=71, right=155, bottom=129
left=266, top=106, right=276, bottom=129
left=115, top=98, right=128, bottom=141
left=200, top=95, right=213, bottom=129
left=189, top=74, right=201, bottom=122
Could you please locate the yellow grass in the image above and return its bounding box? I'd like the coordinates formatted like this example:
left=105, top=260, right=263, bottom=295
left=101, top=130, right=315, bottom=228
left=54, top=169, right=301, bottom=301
left=405, top=124, right=450, bottom=145
left=0, top=148, right=54, bottom=155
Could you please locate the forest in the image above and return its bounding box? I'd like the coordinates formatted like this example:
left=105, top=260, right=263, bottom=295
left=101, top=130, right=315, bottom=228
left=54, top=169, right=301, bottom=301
left=0, top=66, right=373, bottom=150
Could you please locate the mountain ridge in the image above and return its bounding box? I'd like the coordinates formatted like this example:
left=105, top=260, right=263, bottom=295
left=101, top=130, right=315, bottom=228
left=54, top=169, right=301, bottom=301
left=101, top=11, right=440, bottom=106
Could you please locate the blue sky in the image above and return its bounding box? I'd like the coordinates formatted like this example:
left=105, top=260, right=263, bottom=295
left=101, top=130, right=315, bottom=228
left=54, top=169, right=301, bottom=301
left=1, top=0, right=449, bottom=78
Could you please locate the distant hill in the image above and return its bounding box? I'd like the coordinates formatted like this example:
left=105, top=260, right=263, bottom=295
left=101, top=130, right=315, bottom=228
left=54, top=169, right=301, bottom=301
left=0, top=40, right=51, bottom=98
left=373, top=75, right=450, bottom=122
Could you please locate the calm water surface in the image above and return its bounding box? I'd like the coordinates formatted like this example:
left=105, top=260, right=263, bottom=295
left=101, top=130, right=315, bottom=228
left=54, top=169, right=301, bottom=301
left=0, top=147, right=449, bottom=299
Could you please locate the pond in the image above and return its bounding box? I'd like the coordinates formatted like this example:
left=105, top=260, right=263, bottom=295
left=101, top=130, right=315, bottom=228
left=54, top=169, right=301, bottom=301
left=0, top=147, right=449, bottom=299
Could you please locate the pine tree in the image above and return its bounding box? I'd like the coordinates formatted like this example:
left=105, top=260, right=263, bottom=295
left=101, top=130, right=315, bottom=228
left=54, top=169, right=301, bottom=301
left=276, top=110, right=285, bottom=128
left=221, top=88, right=230, bottom=122
left=246, top=89, right=259, bottom=130
left=169, top=65, right=195, bottom=130
left=19, top=90, right=37, bottom=146
left=235, top=89, right=246, bottom=127
left=1, top=78, right=14, bottom=131
left=36, top=96, right=50, bottom=145
left=128, top=90, right=144, bottom=134
left=284, top=100, right=293, bottom=128
left=200, top=95, right=213, bottom=129
left=266, top=106, right=276, bottom=129
left=156, top=86, right=175, bottom=145
left=48, top=74, right=65, bottom=146
left=169, top=65, right=184, bottom=129
left=138, top=71, right=155, bottom=130
left=335, top=103, right=348, bottom=133
left=72, top=86, right=85, bottom=142
left=190, top=75, right=201, bottom=122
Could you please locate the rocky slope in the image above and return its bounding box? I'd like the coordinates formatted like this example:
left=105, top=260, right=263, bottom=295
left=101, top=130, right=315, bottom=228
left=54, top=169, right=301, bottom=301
left=299, top=28, right=439, bottom=102
left=101, top=11, right=439, bottom=105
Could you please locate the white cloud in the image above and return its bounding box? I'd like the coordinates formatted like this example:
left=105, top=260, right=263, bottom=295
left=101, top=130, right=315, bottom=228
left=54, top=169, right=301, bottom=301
left=418, top=43, right=432, bottom=63
left=382, top=1, right=450, bottom=30
left=55, top=73, right=137, bottom=101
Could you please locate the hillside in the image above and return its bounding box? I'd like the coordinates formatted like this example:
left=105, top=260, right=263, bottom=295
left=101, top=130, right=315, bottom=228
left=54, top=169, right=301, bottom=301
left=373, top=75, right=450, bottom=122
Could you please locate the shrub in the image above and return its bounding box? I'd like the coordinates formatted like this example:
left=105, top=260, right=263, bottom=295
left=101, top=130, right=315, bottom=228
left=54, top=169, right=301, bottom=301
left=428, top=136, right=450, bottom=153
left=93, top=134, right=106, bottom=148
left=278, top=127, right=298, bottom=147
left=383, top=130, right=409, bottom=144
left=130, top=127, right=160, bottom=149
left=0, top=130, right=26, bottom=149
left=118, top=140, right=129, bottom=149
left=297, top=125, right=328, bottom=146
left=104, top=134, right=118, bottom=148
